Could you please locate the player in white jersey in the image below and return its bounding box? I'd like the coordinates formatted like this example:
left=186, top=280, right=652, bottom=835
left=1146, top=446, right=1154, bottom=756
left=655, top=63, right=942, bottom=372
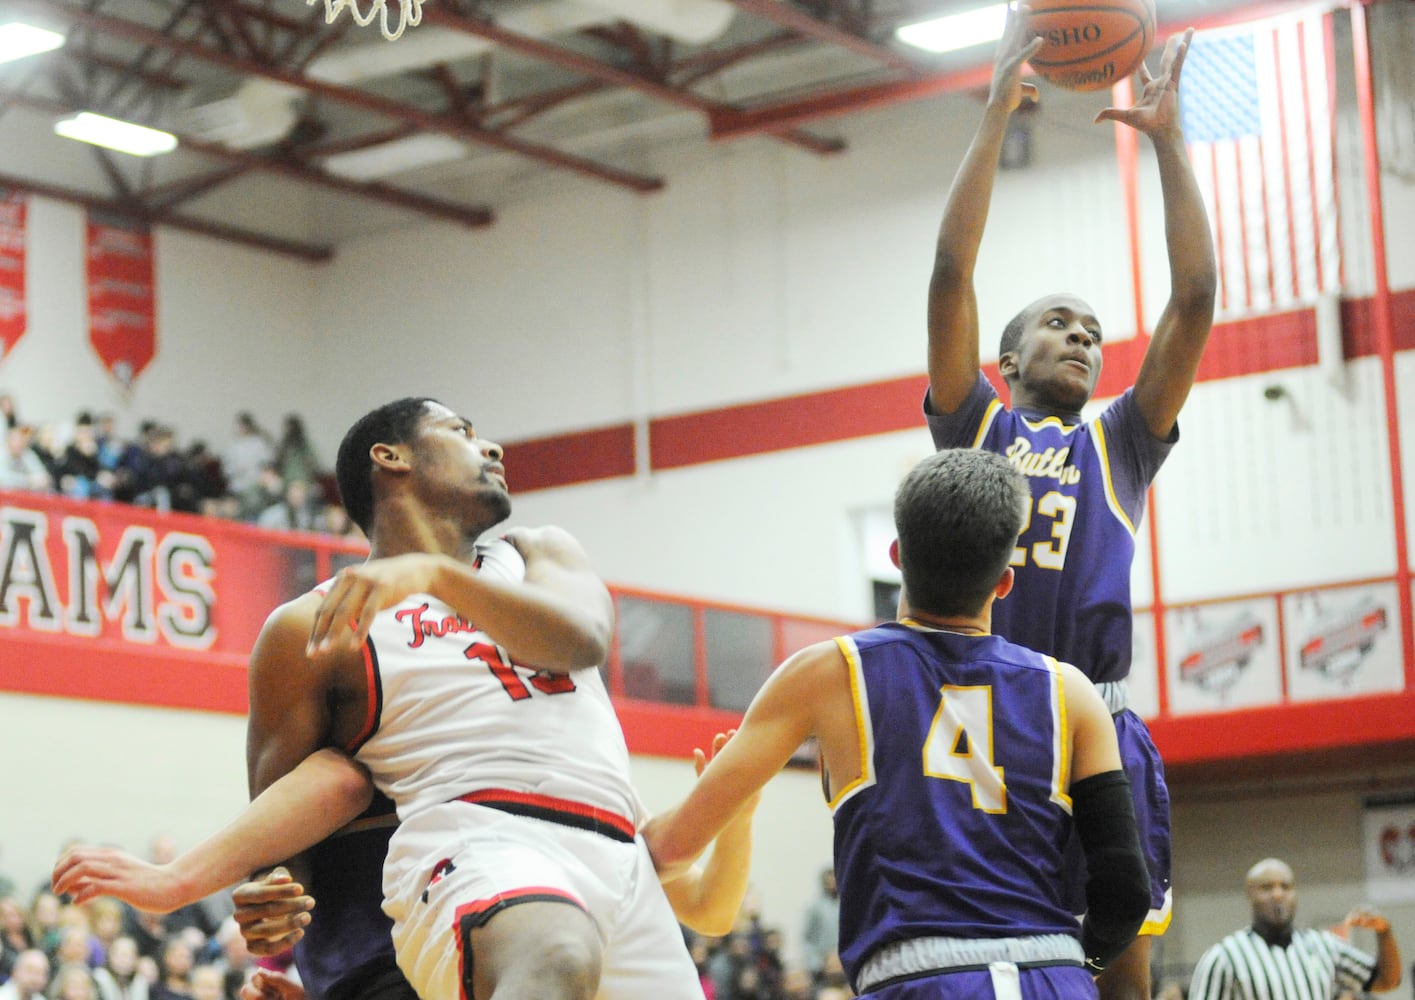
left=57, top=397, right=734, bottom=1000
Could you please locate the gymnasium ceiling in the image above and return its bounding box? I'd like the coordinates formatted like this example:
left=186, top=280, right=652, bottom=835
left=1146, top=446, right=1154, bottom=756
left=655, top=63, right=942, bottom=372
left=0, top=0, right=1274, bottom=259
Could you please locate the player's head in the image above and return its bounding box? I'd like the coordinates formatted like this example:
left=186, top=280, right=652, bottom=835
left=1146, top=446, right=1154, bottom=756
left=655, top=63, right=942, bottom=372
left=998, top=293, right=1103, bottom=413
left=1244, top=857, right=1297, bottom=934
left=336, top=398, right=508, bottom=535
left=893, top=449, right=1028, bottom=617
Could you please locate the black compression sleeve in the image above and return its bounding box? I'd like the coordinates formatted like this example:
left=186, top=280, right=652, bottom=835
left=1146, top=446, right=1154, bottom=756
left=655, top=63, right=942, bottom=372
left=1071, top=769, right=1150, bottom=973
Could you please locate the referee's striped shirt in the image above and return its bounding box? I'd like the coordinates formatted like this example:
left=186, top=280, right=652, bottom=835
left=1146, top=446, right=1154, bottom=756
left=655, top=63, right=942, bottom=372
left=1188, top=927, right=1377, bottom=1000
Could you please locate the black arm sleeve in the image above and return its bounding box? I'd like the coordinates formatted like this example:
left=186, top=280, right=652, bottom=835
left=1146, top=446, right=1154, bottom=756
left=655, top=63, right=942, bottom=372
left=1071, top=769, right=1150, bottom=973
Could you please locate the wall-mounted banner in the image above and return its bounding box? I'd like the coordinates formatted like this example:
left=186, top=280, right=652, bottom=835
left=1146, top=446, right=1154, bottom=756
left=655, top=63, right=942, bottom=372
left=1363, top=799, right=1415, bottom=904
left=0, top=189, right=26, bottom=363
left=86, top=213, right=156, bottom=388
left=1283, top=583, right=1405, bottom=700
left=1165, top=597, right=1282, bottom=714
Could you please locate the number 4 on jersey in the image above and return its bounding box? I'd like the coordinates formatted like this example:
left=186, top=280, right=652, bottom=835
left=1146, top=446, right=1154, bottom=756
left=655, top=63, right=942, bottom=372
left=464, top=640, right=576, bottom=701
left=923, top=685, right=1006, bottom=813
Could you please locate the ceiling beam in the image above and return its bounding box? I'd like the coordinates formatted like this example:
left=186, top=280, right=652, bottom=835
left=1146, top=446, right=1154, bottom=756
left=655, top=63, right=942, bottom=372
left=0, top=87, right=496, bottom=228
left=725, top=0, right=921, bottom=74
left=0, top=170, right=334, bottom=261
left=419, top=7, right=844, bottom=156
left=26, top=0, right=666, bottom=192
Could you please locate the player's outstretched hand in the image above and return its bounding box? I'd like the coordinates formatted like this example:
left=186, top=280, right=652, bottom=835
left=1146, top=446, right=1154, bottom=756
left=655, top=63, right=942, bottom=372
left=233, top=868, right=315, bottom=956
left=52, top=845, right=184, bottom=911
left=307, top=554, right=444, bottom=655
left=1095, top=27, right=1194, bottom=137
left=988, top=4, right=1044, bottom=114
left=241, top=970, right=307, bottom=1000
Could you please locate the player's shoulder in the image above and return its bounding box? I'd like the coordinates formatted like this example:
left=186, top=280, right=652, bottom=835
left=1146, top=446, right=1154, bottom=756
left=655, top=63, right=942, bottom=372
left=260, top=590, right=323, bottom=638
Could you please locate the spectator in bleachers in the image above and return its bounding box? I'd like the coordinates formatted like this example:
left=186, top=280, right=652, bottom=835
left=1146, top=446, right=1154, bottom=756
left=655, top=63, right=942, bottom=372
left=0, top=950, right=49, bottom=1000
left=91, top=938, right=147, bottom=1000
left=135, top=427, right=199, bottom=514
left=220, top=413, right=272, bottom=508
left=183, top=968, right=221, bottom=1000
left=315, top=500, right=362, bottom=539
left=111, top=423, right=157, bottom=505
left=56, top=415, right=116, bottom=501
left=1, top=896, right=33, bottom=981
left=800, top=867, right=839, bottom=989
left=147, top=939, right=192, bottom=1000
left=273, top=415, right=321, bottom=488
left=47, top=928, right=92, bottom=975
left=236, top=465, right=282, bottom=523
left=0, top=393, right=17, bottom=434
left=183, top=443, right=226, bottom=517
left=48, top=964, right=97, bottom=1000
left=28, top=425, right=62, bottom=489
left=27, top=896, right=62, bottom=961
left=0, top=426, right=51, bottom=492
left=256, top=478, right=317, bottom=533
left=86, top=902, right=122, bottom=969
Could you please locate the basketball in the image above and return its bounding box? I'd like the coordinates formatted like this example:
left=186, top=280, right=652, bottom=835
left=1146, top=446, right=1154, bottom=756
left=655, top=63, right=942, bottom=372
left=1024, top=0, right=1156, bottom=92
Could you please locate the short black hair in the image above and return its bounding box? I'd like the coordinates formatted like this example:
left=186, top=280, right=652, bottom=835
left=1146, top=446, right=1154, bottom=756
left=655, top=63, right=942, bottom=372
left=893, top=449, right=1029, bottom=617
left=335, top=398, right=437, bottom=535
left=998, top=306, right=1029, bottom=381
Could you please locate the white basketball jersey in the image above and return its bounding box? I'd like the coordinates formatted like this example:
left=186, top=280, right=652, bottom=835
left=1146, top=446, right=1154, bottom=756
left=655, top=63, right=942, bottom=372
left=338, top=537, right=638, bottom=826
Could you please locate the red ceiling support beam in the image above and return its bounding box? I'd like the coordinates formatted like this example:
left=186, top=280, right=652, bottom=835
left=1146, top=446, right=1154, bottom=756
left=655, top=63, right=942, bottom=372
left=27, top=1, right=666, bottom=193
left=419, top=7, right=844, bottom=155
left=725, top=0, right=921, bottom=74
left=0, top=87, right=495, bottom=228
left=0, top=171, right=334, bottom=261
left=710, top=63, right=993, bottom=140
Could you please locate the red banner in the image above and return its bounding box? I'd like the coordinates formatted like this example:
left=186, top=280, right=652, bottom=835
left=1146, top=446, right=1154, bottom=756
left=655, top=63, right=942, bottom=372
left=0, top=189, right=25, bottom=361
left=87, top=214, right=157, bottom=388
left=0, top=491, right=366, bottom=713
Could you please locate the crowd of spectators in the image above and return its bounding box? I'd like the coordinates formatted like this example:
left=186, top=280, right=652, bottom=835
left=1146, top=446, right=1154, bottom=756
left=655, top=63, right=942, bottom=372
left=680, top=875, right=850, bottom=1000
left=1, top=840, right=854, bottom=1000
left=0, top=394, right=360, bottom=541
left=0, top=837, right=256, bottom=1000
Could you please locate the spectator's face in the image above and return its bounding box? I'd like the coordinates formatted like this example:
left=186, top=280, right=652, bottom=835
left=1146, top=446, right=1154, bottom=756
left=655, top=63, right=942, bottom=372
left=190, top=967, right=223, bottom=1000
left=162, top=940, right=194, bottom=978
left=107, top=938, right=138, bottom=976
left=58, top=970, right=95, bottom=1000
left=12, top=952, right=49, bottom=994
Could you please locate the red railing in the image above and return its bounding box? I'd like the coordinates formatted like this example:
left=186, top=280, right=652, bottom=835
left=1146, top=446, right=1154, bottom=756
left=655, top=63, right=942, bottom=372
left=1, top=490, right=1409, bottom=764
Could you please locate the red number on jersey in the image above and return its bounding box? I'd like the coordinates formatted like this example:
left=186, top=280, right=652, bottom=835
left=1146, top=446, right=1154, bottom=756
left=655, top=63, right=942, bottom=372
left=464, top=640, right=577, bottom=701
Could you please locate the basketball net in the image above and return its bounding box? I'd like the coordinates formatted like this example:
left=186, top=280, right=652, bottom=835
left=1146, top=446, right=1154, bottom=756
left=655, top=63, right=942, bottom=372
left=306, top=0, right=423, bottom=40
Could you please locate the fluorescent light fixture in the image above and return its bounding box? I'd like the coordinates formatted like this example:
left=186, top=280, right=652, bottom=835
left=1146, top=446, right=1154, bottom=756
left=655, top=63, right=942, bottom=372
left=54, top=112, right=178, bottom=157
left=0, top=21, right=66, bottom=64
left=896, top=3, right=1008, bottom=54
left=323, top=134, right=467, bottom=181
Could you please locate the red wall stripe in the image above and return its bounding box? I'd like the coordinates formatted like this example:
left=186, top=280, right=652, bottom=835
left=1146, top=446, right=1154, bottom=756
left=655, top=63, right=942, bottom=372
left=503, top=423, right=635, bottom=492
left=504, top=289, right=1415, bottom=491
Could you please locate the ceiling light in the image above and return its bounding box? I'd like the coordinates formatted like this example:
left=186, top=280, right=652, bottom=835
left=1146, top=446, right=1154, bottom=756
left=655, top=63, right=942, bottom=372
left=0, top=21, right=65, bottom=64
left=896, top=3, right=1008, bottom=54
left=323, top=134, right=468, bottom=181
left=54, top=112, right=178, bottom=157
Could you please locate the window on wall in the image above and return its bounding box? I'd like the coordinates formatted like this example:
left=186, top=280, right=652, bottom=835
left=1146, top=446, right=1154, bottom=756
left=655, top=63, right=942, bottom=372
left=616, top=596, right=697, bottom=705
left=705, top=609, right=774, bottom=712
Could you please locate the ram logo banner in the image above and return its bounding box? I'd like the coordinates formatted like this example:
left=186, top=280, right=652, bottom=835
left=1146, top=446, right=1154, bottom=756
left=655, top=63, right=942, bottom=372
left=1364, top=800, right=1415, bottom=904
left=1, top=493, right=366, bottom=713
left=0, top=507, right=214, bottom=648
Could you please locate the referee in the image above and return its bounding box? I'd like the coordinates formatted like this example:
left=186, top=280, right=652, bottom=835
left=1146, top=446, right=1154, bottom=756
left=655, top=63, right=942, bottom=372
left=1188, top=858, right=1402, bottom=999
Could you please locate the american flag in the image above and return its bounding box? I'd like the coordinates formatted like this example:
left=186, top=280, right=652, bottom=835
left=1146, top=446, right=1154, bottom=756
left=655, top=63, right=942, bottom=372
left=1180, top=9, right=1341, bottom=319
